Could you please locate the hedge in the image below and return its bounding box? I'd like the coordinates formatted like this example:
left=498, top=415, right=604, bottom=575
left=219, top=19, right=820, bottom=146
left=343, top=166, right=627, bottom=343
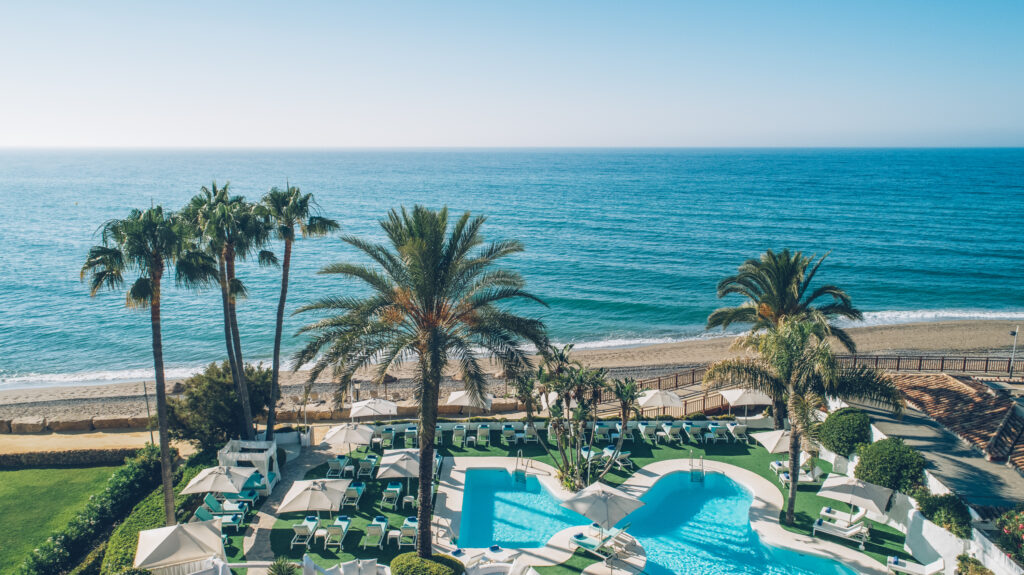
left=390, top=553, right=463, bottom=575
left=818, top=408, right=871, bottom=457
left=15, top=445, right=163, bottom=575
left=0, top=448, right=144, bottom=470
left=99, top=451, right=216, bottom=575
left=68, top=542, right=107, bottom=575
left=854, top=437, right=926, bottom=492
left=911, top=488, right=972, bottom=539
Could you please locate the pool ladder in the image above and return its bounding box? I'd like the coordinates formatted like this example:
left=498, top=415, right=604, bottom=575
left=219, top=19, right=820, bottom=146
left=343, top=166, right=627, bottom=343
left=514, top=449, right=529, bottom=488
left=689, top=449, right=705, bottom=482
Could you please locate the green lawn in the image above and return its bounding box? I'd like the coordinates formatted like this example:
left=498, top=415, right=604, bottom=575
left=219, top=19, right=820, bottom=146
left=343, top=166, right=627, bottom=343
left=0, top=465, right=119, bottom=574
left=266, top=428, right=909, bottom=571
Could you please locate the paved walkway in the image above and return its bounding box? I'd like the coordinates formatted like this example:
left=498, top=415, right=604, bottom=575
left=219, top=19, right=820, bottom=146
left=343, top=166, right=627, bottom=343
left=852, top=401, right=1024, bottom=508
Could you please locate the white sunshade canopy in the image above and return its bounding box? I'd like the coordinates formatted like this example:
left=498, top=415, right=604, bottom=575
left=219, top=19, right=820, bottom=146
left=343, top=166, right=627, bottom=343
left=638, top=389, right=683, bottom=410
left=377, top=449, right=421, bottom=480
left=446, top=390, right=494, bottom=410
left=350, top=398, right=398, bottom=419
left=180, top=466, right=257, bottom=495
left=322, top=423, right=375, bottom=448
left=277, top=479, right=351, bottom=515
left=539, top=391, right=577, bottom=411
left=753, top=430, right=792, bottom=453
left=561, top=482, right=644, bottom=530
left=719, top=388, right=773, bottom=407
left=134, top=519, right=225, bottom=570
left=817, top=474, right=893, bottom=516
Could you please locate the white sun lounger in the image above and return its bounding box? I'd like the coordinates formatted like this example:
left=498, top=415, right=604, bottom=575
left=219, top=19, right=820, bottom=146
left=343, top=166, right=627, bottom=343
left=813, top=519, right=868, bottom=549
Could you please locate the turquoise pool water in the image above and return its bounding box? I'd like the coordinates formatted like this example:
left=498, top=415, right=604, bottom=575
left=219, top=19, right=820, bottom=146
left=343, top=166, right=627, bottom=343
left=459, top=468, right=858, bottom=575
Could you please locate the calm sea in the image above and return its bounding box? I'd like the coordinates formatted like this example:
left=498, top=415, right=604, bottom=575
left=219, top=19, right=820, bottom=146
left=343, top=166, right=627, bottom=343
left=1, top=149, right=1023, bottom=390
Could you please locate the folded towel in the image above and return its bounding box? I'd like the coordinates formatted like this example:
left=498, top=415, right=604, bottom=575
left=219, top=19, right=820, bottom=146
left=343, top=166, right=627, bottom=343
left=306, top=516, right=317, bottom=522
left=825, top=507, right=832, bottom=513
left=574, top=533, right=586, bottom=540
left=815, top=519, right=823, bottom=526
left=490, top=545, right=501, bottom=552
left=375, top=515, right=386, bottom=522
left=338, top=515, right=349, bottom=521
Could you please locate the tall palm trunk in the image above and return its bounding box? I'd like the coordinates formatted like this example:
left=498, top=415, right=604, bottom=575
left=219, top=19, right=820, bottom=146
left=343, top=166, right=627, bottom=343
left=217, top=253, right=240, bottom=389
left=266, top=237, right=292, bottom=440
left=225, top=244, right=254, bottom=440
left=416, top=341, right=442, bottom=558
left=784, top=392, right=801, bottom=524
left=149, top=269, right=176, bottom=526
left=773, top=398, right=786, bottom=430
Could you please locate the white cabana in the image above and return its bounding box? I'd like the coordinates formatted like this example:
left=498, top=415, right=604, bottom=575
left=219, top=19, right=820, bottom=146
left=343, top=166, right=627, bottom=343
left=817, top=474, right=893, bottom=518
left=350, top=398, right=398, bottom=419
left=134, top=519, right=225, bottom=575
left=638, top=389, right=683, bottom=410
left=446, top=390, right=494, bottom=410
left=561, top=482, right=644, bottom=530
left=378, top=448, right=420, bottom=490
left=278, top=479, right=351, bottom=516
left=718, top=388, right=773, bottom=417
left=753, top=429, right=792, bottom=453
left=216, top=440, right=281, bottom=496
left=180, top=466, right=257, bottom=495
left=322, top=423, right=375, bottom=451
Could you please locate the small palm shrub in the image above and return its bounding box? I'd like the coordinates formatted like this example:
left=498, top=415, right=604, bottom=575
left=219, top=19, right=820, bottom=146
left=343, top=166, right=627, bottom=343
left=819, top=408, right=871, bottom=456
left=268, top=557, right=298, bottom=575
left=854, top=437, right=926, bottom=492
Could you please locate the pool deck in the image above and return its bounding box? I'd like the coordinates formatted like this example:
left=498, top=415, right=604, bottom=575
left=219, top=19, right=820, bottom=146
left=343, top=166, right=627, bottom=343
left=434, top=455, right=887, bottom=575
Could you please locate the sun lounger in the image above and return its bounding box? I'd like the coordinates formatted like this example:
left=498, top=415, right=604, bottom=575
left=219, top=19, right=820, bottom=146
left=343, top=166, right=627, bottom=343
left=453, top=426, right=466, bottom=447
left=780, top=466, right=823, bottom=487
left=343, top=482, right=366, bottom=507
left=769, top=452, right=811, bottom=475
left=381, top=429, right=395, bottom=449
left=222, top=489, right=258, bottom=506
left=686, top=425, right=703, bottom=443
left=399, top=518, right=418, bottom=548
left=569, top=524, right=631, bottom=559
left=614, top=452, right=634, bottom=471
left=361, top=516, right=388, bottom=549
left=381, top=482, right=402, bottom=509
left=813, top=518, right=868, bottom=549
left=327, top=457, right=346, bottom=478
left=820, top=506, right=867, bottom=527
left=524, top=425, right=540, bottom=444
left=435, top=425, right=444, bottom=446
left=887, top=556, right=944, bottom=575
left=727, top=423, right=749, bottom=443
left=357, top=459, right=376, bottom=479
left=204, top=493, right=247, bottom=516
left=325, top=516, right=351, bottom=550
left=291, top=517, right=318, bottom=549
left=195, top=505, right=243, bottom=532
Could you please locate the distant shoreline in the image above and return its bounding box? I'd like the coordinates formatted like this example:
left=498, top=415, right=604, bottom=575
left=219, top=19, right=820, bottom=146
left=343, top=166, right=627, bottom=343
left=0, top=319, right=1018, bottom=422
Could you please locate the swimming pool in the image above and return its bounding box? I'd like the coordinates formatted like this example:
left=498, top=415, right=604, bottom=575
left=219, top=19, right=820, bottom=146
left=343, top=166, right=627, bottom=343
left=459, top=468, right=858, bottom=575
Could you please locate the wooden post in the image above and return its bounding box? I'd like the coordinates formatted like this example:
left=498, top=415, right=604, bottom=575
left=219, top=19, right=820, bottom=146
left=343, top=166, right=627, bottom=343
left=896, top=356, right=901, bottom=371
left=658, top=377, right=662, bottom=390
left=918, top=356, right=923, bottom=370
left=940, top=357, right=945, bottom=371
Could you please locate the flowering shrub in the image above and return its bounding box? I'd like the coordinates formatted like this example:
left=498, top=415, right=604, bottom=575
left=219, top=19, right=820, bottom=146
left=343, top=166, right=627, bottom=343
left=997, top=506, right=1024, bottom=566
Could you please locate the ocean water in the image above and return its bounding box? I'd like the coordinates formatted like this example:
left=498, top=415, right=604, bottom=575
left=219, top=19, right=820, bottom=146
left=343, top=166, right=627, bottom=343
left=1, top=148, right=1023, bottom=389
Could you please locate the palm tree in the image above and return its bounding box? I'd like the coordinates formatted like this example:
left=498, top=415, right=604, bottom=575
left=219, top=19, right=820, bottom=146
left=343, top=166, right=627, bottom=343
left=81, top=207, right=215, bottom=525
left=594, top=378, right=641, bottom=482
left=293, top=205, right=548, bottom=558
left=259, top=185, right=339, bottom=440
left=707, top=249, right=863, bottom=428
left=704, top=319, right=903, bottom=524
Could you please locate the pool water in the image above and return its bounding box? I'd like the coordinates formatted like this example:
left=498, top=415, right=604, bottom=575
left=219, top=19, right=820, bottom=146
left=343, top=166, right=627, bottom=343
left=460, top=468, right=858, bottom=575
left=458, top=468, right=589, bottom=548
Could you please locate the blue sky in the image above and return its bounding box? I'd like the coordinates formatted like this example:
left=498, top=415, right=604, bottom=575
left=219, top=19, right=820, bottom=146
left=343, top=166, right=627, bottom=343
left=1, top=1, right=1021, bottom=147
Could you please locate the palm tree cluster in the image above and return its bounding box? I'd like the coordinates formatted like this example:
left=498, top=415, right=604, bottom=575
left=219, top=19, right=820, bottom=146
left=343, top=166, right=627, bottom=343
left=82, top=183, right=336, bottom=526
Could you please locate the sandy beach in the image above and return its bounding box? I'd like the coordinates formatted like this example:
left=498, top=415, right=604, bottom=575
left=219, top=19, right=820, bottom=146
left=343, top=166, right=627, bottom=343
left=0, top=319, right=1017, bottom=425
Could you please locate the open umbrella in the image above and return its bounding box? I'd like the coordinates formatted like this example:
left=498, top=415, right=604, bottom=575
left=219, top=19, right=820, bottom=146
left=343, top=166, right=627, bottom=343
left=539, top=391, right=577, bottom=411
left=322, top=423, right=375, bottom=451
left=135, top=519, right=225, bottom=571
left=377, top=448, right=421, bottom=491
left=350, top=398, right=397, bottom=419
left=561, top=482, right=644, bottom=530
left=817, top=474, right=893, bottom=520
left=638, top=389, right=683, bottom=413
left=180, top=466, right=257, bottom=495
left=718, top=388, right=773, bottom=417
left=753, top=429, right=791, bottom=453
left=446, top=390, right=494, bottom=410
left=277, top=479, right=351, bottom=517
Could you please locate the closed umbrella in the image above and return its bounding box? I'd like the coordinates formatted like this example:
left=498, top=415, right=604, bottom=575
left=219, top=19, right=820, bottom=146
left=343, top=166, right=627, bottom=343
left=277, top=479, right=351, bottom=517
left=753, top=430, right=791, bottom=453
left=181, top=466, right=257, bottom=495
left=718, top=389, right=773, bottom=417
left=135, top=519, right=225, bottom=571
left=322, top=423, right=375, bottom=451
left=378, top=448, right=420, bottom=491
left=817, top=474, right=893, bottom=520
left=350, top=398, right=397, bottom=419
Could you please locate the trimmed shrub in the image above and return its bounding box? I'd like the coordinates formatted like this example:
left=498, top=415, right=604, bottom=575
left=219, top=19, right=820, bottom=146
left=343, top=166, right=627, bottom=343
left=390, top=552, right=463, bottom=575
left=911, top=488, right=972, bottom=539
left=684, top=412, right=707, bottom=420
left=167, top=361, right=271, bottom=451
left=710, top=414, right=736, bottom=421
left=854, top=437, right=926, bottom=492
left=957, top=554, right=995, bottom=575
left=996, top=506, right=1024, bottom=566
left=100, top=452, right=216, bottom=575
left=0, top=448, right=143, bottom=470
left=819, top=408, right=872, bottom=456
left=16, top=445, right=163, bottom=575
